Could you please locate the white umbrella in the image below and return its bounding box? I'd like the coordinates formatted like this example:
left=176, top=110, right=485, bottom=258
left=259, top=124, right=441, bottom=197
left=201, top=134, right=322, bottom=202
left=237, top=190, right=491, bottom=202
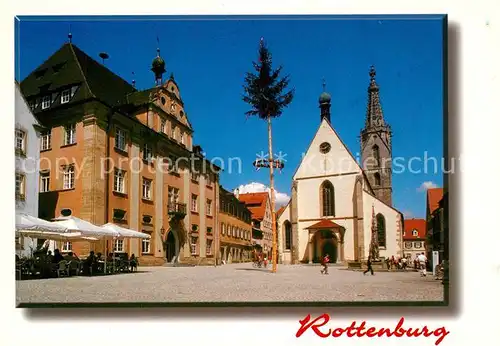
left=16, top=213, right=69, bottom=233
left=102, top=223, right=151, bottom=239
left=16, top=230, right=99, bottom=242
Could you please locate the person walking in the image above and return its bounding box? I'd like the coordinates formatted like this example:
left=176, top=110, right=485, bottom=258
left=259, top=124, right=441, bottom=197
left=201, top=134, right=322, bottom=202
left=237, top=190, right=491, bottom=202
left=363, top=257, right=374, bottom=275
left=320, top=254, right=330, bottom=274
left=417, top=252, right=428, bottom=276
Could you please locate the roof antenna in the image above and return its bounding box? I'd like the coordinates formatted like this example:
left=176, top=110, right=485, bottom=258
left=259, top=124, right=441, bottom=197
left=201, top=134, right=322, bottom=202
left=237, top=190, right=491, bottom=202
left=99, top=52, right=109, bottom=65
left=68, top=24, right=72, bottom=43
left=132, top=71, right=136, bottom=88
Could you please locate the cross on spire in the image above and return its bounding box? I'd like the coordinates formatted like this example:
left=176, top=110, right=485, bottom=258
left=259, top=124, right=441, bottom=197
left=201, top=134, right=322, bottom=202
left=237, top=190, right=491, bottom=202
left=322, top=78, right=326, bottom=92
left=68, top=24, right=72, bottom=43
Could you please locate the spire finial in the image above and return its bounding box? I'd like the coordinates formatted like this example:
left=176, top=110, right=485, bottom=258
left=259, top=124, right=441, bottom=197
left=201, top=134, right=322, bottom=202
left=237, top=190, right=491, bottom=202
left=68, top=24, right=72, bottom=43
left=132, top=71, right=136, bottom=88
left=322, top=78, right=326, bottom=92
left=156, top=36, right=160, bottom=57
left=369, top=65, right=376, bottom=82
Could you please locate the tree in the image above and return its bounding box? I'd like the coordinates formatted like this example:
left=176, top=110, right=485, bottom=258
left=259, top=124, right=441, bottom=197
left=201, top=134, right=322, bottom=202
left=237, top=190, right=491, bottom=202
left=242, top=38, right=294, bottom=273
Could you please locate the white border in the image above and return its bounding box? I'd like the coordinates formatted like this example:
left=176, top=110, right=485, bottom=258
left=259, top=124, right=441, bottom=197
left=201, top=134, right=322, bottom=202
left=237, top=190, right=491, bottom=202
left=2, top=1, right=500, bottom=346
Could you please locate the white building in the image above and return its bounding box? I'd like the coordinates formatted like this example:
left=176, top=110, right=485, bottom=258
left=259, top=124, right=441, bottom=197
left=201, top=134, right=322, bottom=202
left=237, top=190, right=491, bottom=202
left=277, top=68, right=403, bottom=264
left=15, top=82, right=42, bottom=257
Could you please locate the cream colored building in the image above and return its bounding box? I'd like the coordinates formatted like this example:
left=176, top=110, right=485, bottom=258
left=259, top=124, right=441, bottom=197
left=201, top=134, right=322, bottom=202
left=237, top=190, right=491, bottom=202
left=277, top=69, right=403, bottom=264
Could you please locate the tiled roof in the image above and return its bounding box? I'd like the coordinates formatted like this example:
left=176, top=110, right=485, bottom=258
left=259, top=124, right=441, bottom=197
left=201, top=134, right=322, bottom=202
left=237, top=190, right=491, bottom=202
left=238, top=192, right=269, bottom=221
left=403, top=218, right=426, bottom=240
left=305, top=219, right=344, bottom=229
left=427, top=188, right=444, bottom=215
left=276, top=206, right=286, bottom=218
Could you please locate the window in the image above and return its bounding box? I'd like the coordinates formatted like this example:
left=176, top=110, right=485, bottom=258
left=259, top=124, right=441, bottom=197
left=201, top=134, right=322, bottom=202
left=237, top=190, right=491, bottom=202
left=41, top=95, right=51, bottom=109
left=15, top=129, right=26, bottom=154
left=40, top=130, right=51, bottom=151
left=192, top=172, right=200, bottom=182
left=412, top=229, right=419, bottom=237
left=376, top=213, right=386, bottom=247
left=190, top=237, right=197, bottom=255
left=160, top=118, right=166, bottom=133
left=221, top=223, right=225, bottom=235
left=191, top=194, right=198, bottom=212
left=62, top=241, right=72, bottom=252
left=206, top=199, right=212, bottom=215
left=114, top=239, right=124, bottom=252
left=405, top=242, right=412, bottom=249
left=168, top=187, right=180, bottom=205
left=172, top=125, right=177, bottom=141
left=206, top=239, right=212, bottom=255
left=321, top=180, right=335, bottom=217
left=143, top=144, right=152, bottom=162
left=61, top=89, right=71, bottom=104
left=284, top=221, right=292, bottom=250
left=372, top=145, right=380, bottom=166
left=180, top=131, right=185, bottom=145
left=414, top=242, right=422, bottom=249
left=63, top=165, right=75, bottom=190
left=64, top=124, right=76, bottom=145
left=141, top=235, right=151, bottom=253
left=40, top=171, right=50, bottom=192
left=15, top=173, right=25, bottom=200
left=206, top=173, right=212, bottom=186
left=142, top=178, right=152, bottom=200
left=374, top=172, right=381, bottom=186
left=114, top=169, right=126, bottom=193
left=115, top=127, right=126, bottom=151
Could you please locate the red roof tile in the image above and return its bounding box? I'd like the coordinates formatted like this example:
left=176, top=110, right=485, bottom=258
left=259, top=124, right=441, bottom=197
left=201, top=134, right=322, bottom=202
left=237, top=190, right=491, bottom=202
left=403, top=218, right=426, bottom=240
left=427, top=188, right=444, bottom=214
left=276, top=206, right=286, bottom=218
left=238, top=192, right=269, bottom=221
left=306, top=219, right=344, bottom=229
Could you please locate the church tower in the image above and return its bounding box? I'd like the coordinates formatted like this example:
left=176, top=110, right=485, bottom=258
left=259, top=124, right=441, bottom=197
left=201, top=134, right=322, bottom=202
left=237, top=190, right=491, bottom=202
left=361, top=66, right=393, bottom=206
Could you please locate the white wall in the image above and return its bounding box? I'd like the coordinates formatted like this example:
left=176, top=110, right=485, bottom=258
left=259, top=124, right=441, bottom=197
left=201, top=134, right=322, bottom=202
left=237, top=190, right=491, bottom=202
left=362, top=191, right=402, bottom=260
left=15, top=84, right=41, bottom=257
left=277, top=203, right=291, bottom=263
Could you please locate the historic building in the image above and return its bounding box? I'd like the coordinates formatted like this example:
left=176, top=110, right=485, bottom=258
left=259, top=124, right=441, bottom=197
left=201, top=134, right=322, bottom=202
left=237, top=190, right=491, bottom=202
left=237, top=192, right=273, bottom=257
left=278, top=67, right=403, bottom=264
left=426, top=187, right=445, bottom=267
left=219, top=187, right=252, bottom=263
left=403, top=218, right=426, bottom=260
left=15, top=82, right=44, bottom=257
left=20, top=39, right=220, bottom=265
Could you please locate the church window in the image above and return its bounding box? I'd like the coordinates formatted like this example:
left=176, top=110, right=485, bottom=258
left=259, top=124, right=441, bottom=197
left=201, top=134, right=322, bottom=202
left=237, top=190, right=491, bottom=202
left=372, top=145, right=380, bottom=166
left=374, top=172, right=381, bottom=186
left=376, top=213, right=386, bottom=247
left=320, top=181, right=335, bottom=217
left=284, top=221, right=292, bottom=250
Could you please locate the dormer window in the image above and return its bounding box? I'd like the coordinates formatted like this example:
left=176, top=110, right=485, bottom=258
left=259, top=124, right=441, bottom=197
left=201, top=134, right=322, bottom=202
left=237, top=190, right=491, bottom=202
left=34, top=68, right=47, bottom=80
left=53, top=62, right=66, bottom=73
left=143, top=144, right=152, bottom=162
left=61, top=89, right=71, bottom=104
left=412, top=229, right=418, bottom=237
left=180, top=131, right=185, bottom=145
left=41, top=95, right=51, bottom=109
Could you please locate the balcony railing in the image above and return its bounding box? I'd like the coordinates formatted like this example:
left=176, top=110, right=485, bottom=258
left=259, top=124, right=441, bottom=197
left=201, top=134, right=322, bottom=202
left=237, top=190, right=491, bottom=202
left=167, top=202, right=187, bottom=218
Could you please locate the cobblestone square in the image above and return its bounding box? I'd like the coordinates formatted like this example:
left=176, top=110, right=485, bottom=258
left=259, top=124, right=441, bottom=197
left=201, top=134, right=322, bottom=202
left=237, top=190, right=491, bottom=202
left=16, top=263, right=444, bottom=305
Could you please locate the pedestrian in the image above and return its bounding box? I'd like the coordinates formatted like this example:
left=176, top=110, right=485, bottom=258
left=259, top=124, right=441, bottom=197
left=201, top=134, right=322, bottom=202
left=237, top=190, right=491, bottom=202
left=417, top=252, right=428, bottom=276
left=320, top=254, right=330, bottom=274
left=363, top=257, right=374, bottom=275
left=401, top=257, right=407, bottom=271
left=385, top=257, right=391, bottom=271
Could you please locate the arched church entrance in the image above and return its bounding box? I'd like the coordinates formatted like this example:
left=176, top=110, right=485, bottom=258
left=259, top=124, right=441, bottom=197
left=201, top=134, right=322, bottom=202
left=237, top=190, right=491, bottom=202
left=165, top=231, right=178, bottom=263
left=312, top=230, right=338, bottom=263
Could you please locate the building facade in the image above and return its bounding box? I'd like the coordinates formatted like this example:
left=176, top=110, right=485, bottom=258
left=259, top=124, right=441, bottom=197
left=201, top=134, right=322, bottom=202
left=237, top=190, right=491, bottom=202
left=237, top=192, right=273, bottom=257
left=403, top=218, right=426, bottom=261
left=426, top=188, right=445, bottom=267
left=278, top=67, right=403, bottom=264
left=20, top=41, right=220, bottom=265
left=15, top=82, right=42, bottom=257
left=219, top=187, right=252, bottom=263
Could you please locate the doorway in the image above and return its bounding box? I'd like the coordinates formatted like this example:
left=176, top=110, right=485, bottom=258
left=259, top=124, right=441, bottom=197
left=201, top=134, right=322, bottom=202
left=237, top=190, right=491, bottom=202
left=165, top=231, right=176, bottom=262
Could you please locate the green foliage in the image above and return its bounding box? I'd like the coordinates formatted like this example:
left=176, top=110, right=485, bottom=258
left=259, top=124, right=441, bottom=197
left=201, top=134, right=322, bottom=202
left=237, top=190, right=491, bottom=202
left=242, top=38, right=294, bottom=119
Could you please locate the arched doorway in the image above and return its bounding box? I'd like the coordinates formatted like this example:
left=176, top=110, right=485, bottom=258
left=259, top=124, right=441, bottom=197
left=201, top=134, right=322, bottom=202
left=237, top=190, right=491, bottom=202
left=165, top=231, right=177, bottom=262
left=312, top=230, right=338, bottom=263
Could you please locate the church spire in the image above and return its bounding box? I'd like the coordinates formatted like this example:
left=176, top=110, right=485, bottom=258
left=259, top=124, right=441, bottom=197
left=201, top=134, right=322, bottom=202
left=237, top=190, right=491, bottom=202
left=318, top=78, right=331, bottom=123
left=365, top=65, right=385, bottom=128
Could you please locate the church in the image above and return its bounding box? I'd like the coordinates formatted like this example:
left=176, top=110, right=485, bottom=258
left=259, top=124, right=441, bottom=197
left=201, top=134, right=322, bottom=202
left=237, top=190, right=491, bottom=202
left=277, top=66, right=403, bottom=264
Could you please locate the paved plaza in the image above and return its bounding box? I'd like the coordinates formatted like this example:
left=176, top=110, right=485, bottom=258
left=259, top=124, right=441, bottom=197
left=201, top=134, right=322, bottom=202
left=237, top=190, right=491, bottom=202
left=16, top=263, right=444, bottom=305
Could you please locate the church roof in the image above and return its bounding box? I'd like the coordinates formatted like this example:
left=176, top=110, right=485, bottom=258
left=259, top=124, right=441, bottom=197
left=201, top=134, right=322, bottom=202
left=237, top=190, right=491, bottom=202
left=427, top=188, right=444, bottom=215
left=403, top=218, right=426, bottom=240
left=305, top=219, right=344, bottom=229
left=276, top=205, right=286, bottom=218
left=237, top=192, right=269, bottom=221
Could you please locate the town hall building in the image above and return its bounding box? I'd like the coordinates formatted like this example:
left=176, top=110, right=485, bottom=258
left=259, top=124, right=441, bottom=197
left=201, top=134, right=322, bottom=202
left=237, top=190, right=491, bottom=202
left=277, top=66, right=403, bottom=264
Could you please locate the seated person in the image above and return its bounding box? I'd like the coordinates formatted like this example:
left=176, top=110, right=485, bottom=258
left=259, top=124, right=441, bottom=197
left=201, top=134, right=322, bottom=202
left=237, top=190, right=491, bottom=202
left=64, top=251, right=74, bottom=261
left=52, top=249, right=64, bottom=264
left=83, top=251, right=96, bottom=275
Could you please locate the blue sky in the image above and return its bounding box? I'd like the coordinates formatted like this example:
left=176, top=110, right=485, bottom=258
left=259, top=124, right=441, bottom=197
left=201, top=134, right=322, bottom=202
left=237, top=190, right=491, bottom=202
left=15, top=15, right=444, bottom=218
